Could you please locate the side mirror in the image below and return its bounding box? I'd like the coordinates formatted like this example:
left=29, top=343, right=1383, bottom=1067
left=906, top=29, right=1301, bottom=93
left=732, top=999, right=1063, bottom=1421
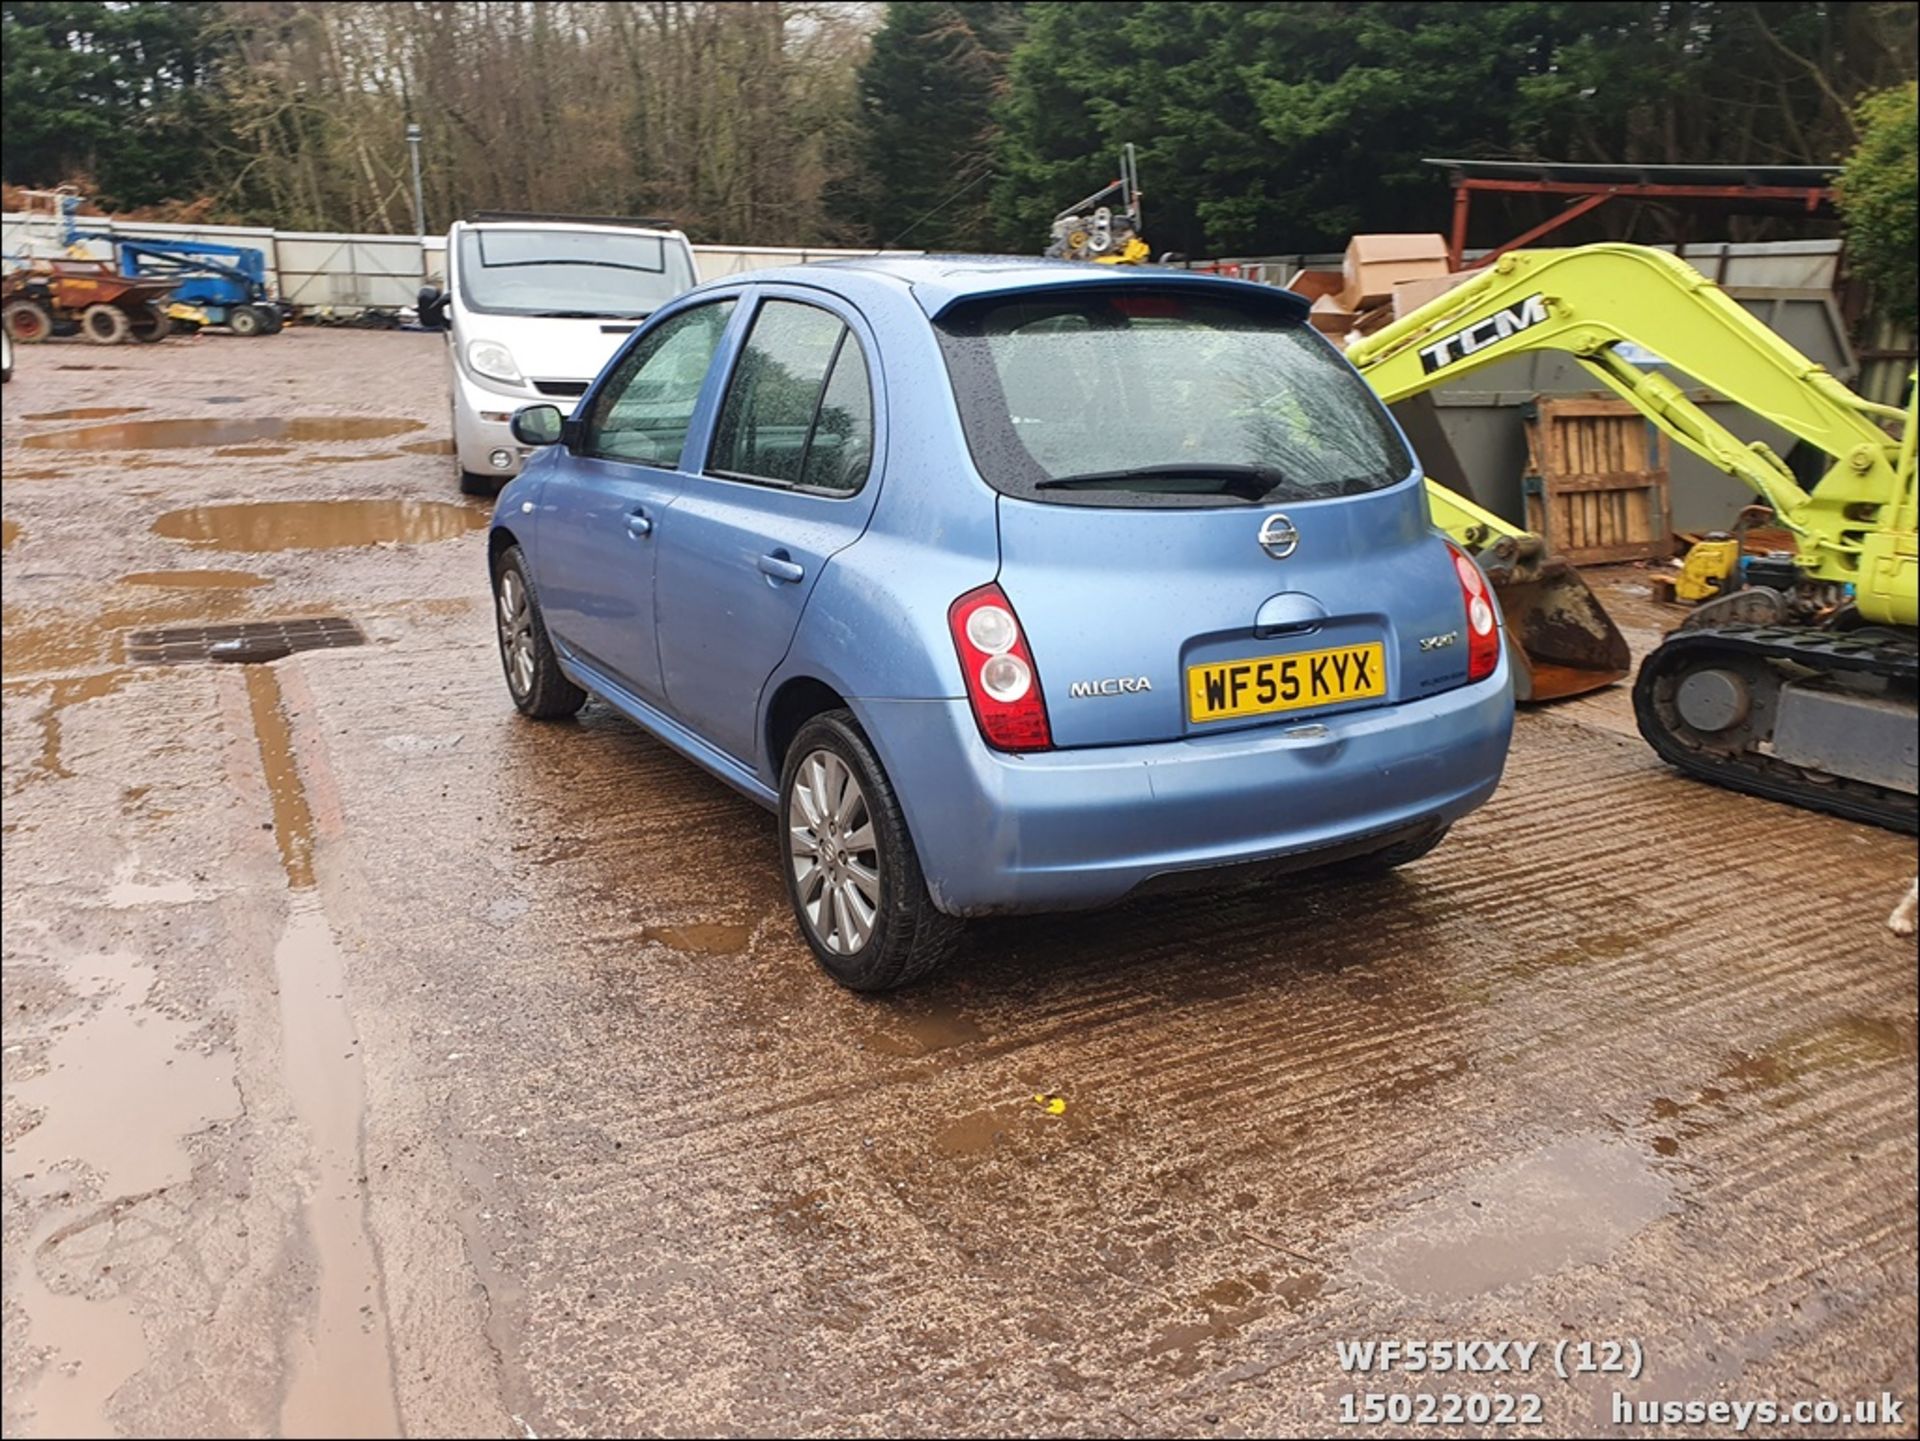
left=510, top=404, right=565, bottom=447
left=416, top=284, right=448, bottom=330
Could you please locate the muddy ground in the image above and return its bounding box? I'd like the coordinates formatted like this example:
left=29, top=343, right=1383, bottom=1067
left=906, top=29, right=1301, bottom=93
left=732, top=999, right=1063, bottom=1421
left=2, top=329, right=1914, bottom=1438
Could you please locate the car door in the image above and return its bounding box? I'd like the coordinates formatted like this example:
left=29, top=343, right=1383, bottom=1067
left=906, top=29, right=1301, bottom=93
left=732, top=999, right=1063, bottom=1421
left=534, top=298, right=737, bottom=703
left=654, top=290, right=884, bottom=766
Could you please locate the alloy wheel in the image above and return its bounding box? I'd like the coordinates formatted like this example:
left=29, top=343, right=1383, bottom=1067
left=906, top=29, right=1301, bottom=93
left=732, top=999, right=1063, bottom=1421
left=788, top=749, right=881, bottom=955
left=496, top=567, right=535, bottom=698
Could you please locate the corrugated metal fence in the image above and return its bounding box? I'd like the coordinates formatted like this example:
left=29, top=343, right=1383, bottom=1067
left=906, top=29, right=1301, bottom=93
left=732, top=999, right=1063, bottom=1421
left=2, top=213, right=915, bottom=309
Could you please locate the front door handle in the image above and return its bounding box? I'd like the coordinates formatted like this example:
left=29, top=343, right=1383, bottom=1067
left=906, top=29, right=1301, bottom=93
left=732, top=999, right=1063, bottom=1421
left=757, top=551, right=805, bottom=584
left=625, top=508, right=653, bottom=539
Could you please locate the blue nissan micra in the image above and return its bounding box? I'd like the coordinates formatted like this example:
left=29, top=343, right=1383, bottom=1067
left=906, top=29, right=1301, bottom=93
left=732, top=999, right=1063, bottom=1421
left=489, top=257, right=1514, bottom=990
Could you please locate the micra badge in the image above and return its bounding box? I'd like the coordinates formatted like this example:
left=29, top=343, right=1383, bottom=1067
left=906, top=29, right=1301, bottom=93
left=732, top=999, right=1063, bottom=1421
left=1068, top=676, right=1153, bottom=698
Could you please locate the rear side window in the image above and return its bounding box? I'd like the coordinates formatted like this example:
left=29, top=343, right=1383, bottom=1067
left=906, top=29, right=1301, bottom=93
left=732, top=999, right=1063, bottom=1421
left=708, top=299, right=874, bottom=495
left=583, top=300, right=735, bottom=466
left=935, top=291, right=1413, bottom=507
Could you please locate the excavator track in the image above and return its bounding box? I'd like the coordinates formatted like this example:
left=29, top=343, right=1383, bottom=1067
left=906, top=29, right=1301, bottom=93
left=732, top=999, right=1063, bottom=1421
left=1633, top=623, right=1918, bottom=833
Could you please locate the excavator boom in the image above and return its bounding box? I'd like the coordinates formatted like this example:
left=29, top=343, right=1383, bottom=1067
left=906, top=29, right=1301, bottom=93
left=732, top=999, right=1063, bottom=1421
left=1349, top=244, right=1916, bottom=622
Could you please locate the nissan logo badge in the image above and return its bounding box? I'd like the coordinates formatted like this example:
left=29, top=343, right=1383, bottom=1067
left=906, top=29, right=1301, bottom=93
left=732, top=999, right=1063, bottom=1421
left=1258, top=512, right=1299, bottom=560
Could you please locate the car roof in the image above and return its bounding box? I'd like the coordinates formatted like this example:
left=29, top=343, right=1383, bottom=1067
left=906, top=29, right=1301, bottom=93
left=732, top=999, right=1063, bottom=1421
left=691, top=253, right=1310, bottom=320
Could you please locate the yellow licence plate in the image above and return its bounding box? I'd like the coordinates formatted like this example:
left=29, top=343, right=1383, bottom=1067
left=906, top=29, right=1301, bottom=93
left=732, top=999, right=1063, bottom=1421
left=1187, top=641, right=1387, bottom=723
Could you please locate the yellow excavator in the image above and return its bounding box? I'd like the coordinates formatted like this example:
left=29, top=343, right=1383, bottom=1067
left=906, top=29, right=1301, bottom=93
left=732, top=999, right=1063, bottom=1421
left=1348, top=243, right=1916, bottom=832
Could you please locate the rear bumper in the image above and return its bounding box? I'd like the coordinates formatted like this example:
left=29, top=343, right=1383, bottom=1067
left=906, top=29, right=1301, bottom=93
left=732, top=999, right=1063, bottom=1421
left=860, top=656, right=1513, bottom=916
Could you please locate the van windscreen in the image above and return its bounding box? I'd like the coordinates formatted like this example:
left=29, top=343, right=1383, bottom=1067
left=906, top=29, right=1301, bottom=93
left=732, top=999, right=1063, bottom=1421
left=457, top=228, right=696, bottom=320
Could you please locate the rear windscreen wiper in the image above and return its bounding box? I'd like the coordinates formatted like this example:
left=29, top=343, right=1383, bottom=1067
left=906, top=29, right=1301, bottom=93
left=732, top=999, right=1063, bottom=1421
left=1034, top=462, right=1290, bottom=502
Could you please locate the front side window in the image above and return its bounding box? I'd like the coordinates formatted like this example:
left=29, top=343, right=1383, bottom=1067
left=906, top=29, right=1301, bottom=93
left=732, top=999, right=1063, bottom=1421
left=455, top=227, right=696, bottom=319
left=582, top=300, right=735, bottom=466
left=935, top=290, right=1413, bottom=507
left=708, top=300, right=874, bottom=495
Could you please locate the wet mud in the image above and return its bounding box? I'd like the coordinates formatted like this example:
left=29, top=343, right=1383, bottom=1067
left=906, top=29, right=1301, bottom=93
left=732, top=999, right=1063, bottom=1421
left=2, top=328, right=1913, bottom=1438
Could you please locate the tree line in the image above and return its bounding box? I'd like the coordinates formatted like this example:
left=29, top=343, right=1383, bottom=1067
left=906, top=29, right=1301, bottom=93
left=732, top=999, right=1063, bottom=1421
left=3, top=0, right=1914, bottom=268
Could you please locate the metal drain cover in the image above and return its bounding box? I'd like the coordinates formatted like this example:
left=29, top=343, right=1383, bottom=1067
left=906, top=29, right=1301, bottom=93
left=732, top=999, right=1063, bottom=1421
left=126, top=616, right=365, bottom=665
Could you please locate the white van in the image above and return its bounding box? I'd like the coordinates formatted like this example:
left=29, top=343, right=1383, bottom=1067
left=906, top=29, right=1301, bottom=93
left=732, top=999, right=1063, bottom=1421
left=419, top=213, right=697, bottom=492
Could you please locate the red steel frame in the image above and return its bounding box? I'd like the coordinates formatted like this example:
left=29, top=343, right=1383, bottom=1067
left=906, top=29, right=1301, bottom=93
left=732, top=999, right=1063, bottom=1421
left=1448, top=176, right=1836, bottom=270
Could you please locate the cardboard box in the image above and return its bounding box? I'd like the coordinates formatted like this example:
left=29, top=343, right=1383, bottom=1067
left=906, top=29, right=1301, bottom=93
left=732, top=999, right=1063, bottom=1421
left=1338, top=233, right=1449, bottom=310
left=1308, top=292, right=1357, bottom=339
left=1392, top=269, right=1474, bottom=319
left=1284, top=267, right=1346, bottom=304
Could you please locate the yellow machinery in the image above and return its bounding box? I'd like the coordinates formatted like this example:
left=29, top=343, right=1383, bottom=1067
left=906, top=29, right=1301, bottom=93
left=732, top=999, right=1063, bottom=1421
left=1047, top=144, right=1151, bottom=265
left=1349, top=243, right=1916, bottom=831
left=1674, top=535, right=1743, bottom=603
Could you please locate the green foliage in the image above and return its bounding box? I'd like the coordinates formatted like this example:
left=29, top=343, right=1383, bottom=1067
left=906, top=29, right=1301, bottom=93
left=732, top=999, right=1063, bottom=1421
left=1, top=1, right=232, bottom=208
left=987, top=1, right=1918, bottom=258
left=1837, top=83, right=1918, bottom=327
left=841, top=2, right=1026, bottom=249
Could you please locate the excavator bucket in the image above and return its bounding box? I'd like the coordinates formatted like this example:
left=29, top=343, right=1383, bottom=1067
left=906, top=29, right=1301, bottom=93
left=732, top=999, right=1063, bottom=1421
left=1417, top=478, right=1631, bottom=703
left=1483, top=547, right=1632, bottom=703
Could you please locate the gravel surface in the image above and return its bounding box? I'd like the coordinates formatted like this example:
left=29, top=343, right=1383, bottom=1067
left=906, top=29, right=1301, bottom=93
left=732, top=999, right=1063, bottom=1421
left=3, top=328, right=1914, bottom=1437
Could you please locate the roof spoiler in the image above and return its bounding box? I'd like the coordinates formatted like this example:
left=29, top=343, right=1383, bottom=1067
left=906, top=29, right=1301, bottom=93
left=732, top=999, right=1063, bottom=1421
left=466, top=210, right=679, bottom=230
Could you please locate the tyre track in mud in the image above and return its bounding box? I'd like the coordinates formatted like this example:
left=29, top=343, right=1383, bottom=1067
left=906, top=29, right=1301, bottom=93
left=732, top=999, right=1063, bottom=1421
left=3, top=330, right=1913, bottom=1436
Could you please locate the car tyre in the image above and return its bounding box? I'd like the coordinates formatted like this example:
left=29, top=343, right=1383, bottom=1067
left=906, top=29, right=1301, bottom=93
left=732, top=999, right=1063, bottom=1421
left=1330, top=822, right=1451, bottom=875
left=781, top=711, right=962, bottom=992
left=491, top=544, right=587, bottom=720
left=460, top=468, right=501, bottom=496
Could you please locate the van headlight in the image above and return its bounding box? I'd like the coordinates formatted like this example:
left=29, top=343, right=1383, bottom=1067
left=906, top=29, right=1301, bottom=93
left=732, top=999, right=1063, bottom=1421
left=466, top=339, right=523, bottom=385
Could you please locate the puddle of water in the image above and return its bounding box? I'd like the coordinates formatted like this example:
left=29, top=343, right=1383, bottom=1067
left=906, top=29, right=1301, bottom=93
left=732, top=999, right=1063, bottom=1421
left=642, top=921, right=753, bottom=955
left=5, top=587, right=253, bottom=676
left=1349, top=1134, right=1675, bottom=1302
left=933, top=1101, right=1032, bottom=1158
left=25, top=672, right=134, bottom=784
left=105, top=859, right=201, bottom=908
left=213, top=445, right=294, bottom=458
left=120, top=569, right=271, bottom=591
left=2, top=468, right=70, bottom=481
left=9, top=951, right=240, bottom=1437
left=864, top=1002, right=988, bottom=1058
left=3, top=519, right=19, bottom=550
left=155, top=499, right=488, bottom=552
left=22, top=406, right=148, bottom=421
left=272, top=898, right=403, bottom=1439
left=401, top=439, right=455, bottom=457
left=244, top=667, right=401, bottom=1435
left=245, top=667, right=316, bottom=888
left=23, top=416, right=425, bottom=451
left=10, top=951, right=239, bottom=1197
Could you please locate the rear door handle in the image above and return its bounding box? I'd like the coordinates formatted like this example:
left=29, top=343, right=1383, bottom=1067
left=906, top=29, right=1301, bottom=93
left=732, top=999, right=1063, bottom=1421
left=625, top=508, right=653, bottom=539
left=757, top=551, right=805, bottom=584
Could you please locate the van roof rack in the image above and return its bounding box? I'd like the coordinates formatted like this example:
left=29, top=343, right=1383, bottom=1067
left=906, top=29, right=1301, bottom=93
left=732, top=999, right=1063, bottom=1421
left=466, top=210, right=679, bottom=230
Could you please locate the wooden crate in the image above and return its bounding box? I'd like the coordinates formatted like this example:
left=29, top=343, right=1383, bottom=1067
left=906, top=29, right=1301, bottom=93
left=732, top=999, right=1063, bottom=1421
left=1522, top=398, right=1672, bottom=565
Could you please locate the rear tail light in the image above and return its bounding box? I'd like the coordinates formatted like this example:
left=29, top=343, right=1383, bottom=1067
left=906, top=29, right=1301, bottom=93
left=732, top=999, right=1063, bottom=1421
left=949, top=583, right=1052, bottom=751
left=1447, top=543, right=1501, bottom=682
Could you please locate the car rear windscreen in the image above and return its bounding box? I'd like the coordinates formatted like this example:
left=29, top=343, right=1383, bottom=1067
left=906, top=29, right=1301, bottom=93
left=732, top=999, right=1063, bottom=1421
left=934, top=289, right=1414, bottom=507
